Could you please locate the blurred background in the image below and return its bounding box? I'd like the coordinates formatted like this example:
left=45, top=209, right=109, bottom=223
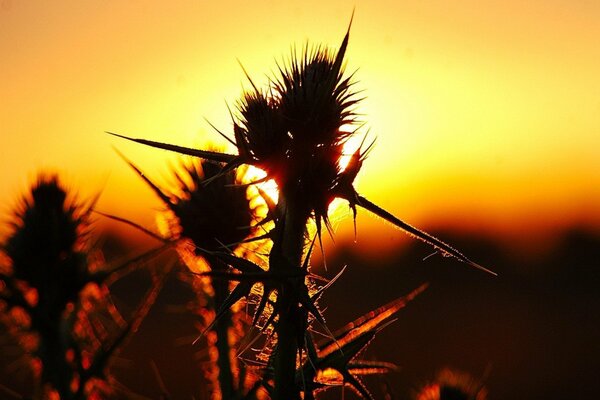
left=1, top=1, right=599, bottom=398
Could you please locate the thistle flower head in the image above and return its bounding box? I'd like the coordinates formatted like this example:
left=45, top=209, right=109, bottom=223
left=276, top=44, right=356, bottom=147
left=236, top=90, right=288, bottom=173
left=167, top=160, right=254, bottom=252
left=234, top=25, right=363, bottom=236
left=4, top=175, right=92, bottom=306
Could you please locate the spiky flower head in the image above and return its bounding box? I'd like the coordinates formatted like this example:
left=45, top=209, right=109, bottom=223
left=234, top=25, right=365, bottom=234
left=276, top=44, right=357, bottom=147
left=236, top=90, right=288, bottom=174
left=4, top=175, right=93, bottom=309
left=123, top=154, right=256, bottom=254
left=167, top=160, right=254, bottom=252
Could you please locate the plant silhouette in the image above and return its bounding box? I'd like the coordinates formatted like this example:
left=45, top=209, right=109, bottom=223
left=117, top=153, right=267, bottom=399
left=110, top=18, right=493, bottom=400
left=0, top=175, right=170, bottom=399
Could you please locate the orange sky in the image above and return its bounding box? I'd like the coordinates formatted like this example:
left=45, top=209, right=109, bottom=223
left=1, top=1, right=599, bottom=251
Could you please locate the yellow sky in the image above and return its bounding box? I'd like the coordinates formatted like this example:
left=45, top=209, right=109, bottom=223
left=1, top=1, right=599, bottom=247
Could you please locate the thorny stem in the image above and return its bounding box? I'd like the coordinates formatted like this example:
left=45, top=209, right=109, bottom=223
left=205, top=255, right=236, bottom=399
left=270, top=195, right=311, bottom=400
left=22, top=278, right=78, bottom=400
left=37, top=318, right=75, bottom=399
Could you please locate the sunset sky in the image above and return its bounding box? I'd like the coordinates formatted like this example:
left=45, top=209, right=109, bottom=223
left=2, top=0, right=599, bottom=253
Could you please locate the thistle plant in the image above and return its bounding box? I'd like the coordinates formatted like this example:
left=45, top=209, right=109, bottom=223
left=117, top=155, right=264, bottom=399
left=110, top=19, right=493, bottom=399
left=0, top=175, right=168, bottom=399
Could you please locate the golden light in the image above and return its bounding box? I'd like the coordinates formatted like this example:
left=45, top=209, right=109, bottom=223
left=244, top=165, right=280, bottom=207
left=337, top=124, right=364, bottom=172
left=315, top=368, right=344, bottom=386
left=240, top=125, right=363, bottom=229
left=1, top=1, right=599, bottom=252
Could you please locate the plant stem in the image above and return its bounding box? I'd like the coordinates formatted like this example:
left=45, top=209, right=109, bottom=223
left=207, top=255, right=236, bottom=399
left=35, top=314, right=76, bottom=399
left=271, top=195, right=310, bottom=400
left=272, top=295, right=302, bottom=399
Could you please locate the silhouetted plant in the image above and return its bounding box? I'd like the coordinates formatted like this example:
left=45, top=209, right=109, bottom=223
left=298, top=284, right=427, bottom=399
left=110, top=18, right=493, bottom=400
left=0, top=175, right=169, bottom=399
left=116, top=154, right=266, bottom=399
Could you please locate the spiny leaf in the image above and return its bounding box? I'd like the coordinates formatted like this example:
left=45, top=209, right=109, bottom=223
left=107, top=131, right=238, bottom=164
left=94, top=210, right=169, bottom=243
left=92, top=244, right=172, bottom=286
left=195, top=281, right=254, bottom=344
left=299, top=285, right=426, bottom=399
left=319, top=283, right=428, bottom=358
left=342, top=371, right=374, bottom=400
left=320, top=322, right=377, bottom=368
left=195, top=248, right=264, bottom=274
left=111, top=147, right=171, bottom=205
left=347, top=360, right=398, bottom=375
left=297, top=285, right=326, bottom=326
left=203, top=117, right=237, bottom=147
left=354, top=195, right=497, bottom=275
left=87, top=262, right=172, bottom=379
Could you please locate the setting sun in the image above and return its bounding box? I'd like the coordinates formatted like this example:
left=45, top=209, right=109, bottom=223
left=2, top=1, right=599, bottom=251
left=1, top=2, right=599, bottom=399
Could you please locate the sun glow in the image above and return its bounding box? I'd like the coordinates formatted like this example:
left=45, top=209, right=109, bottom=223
left=240, top=129, right=364, bottom=234
left=337, top=124, right=365, bottom=172
left=1, top=1, right=599, bottom=252
left=244, top=165, right=279, bottom=210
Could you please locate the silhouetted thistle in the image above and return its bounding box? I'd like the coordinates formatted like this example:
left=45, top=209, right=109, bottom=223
left=170, top=161, right=261, bottom=400
left=121, top=156, right=264, bottom=399
left=0, top=176, right=96, bottom=398
left=167, top=160, right=254, bottom=252
left=109, top=16, right=494, bottom=400
left=236, top=30, right=365, bottom=399
left=235, top=35, right=359, bottom=240
left=0, top=175, right=167, bottom=399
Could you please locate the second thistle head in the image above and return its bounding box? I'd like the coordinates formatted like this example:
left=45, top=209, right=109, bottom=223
left=169, top=160, right=255, bottom=252
left=126, top=154, right=256, bottom=253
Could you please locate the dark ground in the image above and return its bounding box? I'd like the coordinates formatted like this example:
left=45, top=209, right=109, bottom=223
left=1, top=226, right=599, bottom=399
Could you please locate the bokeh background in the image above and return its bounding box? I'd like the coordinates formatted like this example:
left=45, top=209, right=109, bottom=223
left=1, top=1, right=599, bottom=398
